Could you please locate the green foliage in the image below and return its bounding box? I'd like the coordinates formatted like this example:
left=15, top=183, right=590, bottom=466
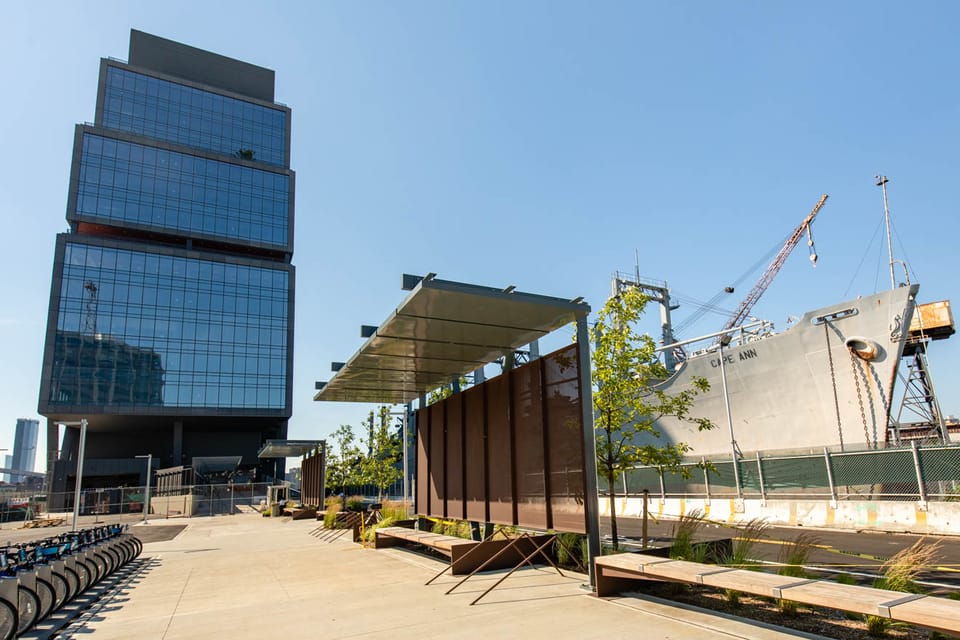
left=323, top=509, right=338, bottom=529
left=346, top=495, right=365, bottom=511
left=864, top=539, right=939, bottom=637
left=589, top=288, right=714, bottom=548
left=719, top=517, right=768, bottom=606
left=721, top=517, right=769, bottom=569
left=833, top=573, right=857, bottom=585
left=361, top=516, right=398, bottom=543
left=431, top=519, right=473, bottom=539
left=555, top=532, right=586, bottom=568
left=363, top=407, right=403, bottom=501
left=380, top=500, right=409, bottom=522
left=865, top=614, right=889, bottom=638
left=669, top=510, right=706, bottom=561
left=427, top=376, right=471, bottom=405
left=777, top=532, right=820, bottom=578
left=872, top=538, right=940, bottom=594
left=326, top=424, right=363, bottom=508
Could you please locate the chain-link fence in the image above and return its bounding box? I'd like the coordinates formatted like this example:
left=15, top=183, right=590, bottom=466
left=601, top=442, right=960, bottom=503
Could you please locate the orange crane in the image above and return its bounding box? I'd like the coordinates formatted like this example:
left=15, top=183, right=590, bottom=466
left=720, top=194, right=828, bottom=335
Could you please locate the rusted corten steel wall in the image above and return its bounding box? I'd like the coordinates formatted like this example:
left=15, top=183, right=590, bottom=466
left=301, top=448, right=325, bottom=507
left=415, top=343, right=587, bottom=533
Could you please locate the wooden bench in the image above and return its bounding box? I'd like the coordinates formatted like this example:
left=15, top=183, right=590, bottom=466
left=375, top=526, right=480, bottom=567
left=375, top=526, right=556, bottom=575
left=594, top=553, right=960, bottom=637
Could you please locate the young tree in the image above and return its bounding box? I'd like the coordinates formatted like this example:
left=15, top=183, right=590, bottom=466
left=326, top=424, right=362, bottom=509
left=363, top=407, right=403, bottom=501
left=590, top=287, right=714, bottom=549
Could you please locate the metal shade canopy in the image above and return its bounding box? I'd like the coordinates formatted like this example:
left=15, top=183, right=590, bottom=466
left=314, top=274, right=590, bottom=404
left=258, top=440, right=326, bottom=459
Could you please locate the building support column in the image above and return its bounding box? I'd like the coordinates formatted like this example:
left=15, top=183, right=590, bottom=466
left=45, top=419, right=60, bottom=494
left=173, top=420, right=183, bottom=466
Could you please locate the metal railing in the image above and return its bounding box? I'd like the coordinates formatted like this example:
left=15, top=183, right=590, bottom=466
left=601, top=442, right=960, bottom=505
left=38, top=482, right=278, bottom=521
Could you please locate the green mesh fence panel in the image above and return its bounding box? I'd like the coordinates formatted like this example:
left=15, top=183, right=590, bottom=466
left=624, top=467, right=662, bottom=494
left=917, top=446, right=960, bottom=499
left=661, top=463, right=702, bottom=495
left=830, top=450, right=915, bottom=485
left=757, top=455, right=829, bottom=493
left=624, top=444, right=959, bottom=501
left=705, top=461, right=740, bottom=496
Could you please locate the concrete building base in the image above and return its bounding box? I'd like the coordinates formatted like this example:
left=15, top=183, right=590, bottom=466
left=602, top=497, right=960, bottom=535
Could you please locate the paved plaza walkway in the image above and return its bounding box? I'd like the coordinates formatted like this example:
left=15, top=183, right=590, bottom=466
left=35, top=514, right=823, bottom=639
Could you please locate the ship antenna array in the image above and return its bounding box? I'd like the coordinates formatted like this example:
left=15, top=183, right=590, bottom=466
left=719, top=194, right=828, bottom=336
left=876, top=175, right=897, bottom=289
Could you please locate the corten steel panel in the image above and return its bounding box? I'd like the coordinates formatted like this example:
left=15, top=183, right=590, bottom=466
left=543, top=345, right=587, bottom=534
left=416, top=408, right=430, bottom=515
left=429, top=402, right=446, bottom=518
left=463, top=384, right=487, bottom=522
left=445, top=393, right=465, bottom=519
left=486, top=375, right=515, bottom=524
left=512, top=360, right=548, bottom=530
left=301, top=450, right=324, bottom=508
left=410, top=344, right=586, bottom=534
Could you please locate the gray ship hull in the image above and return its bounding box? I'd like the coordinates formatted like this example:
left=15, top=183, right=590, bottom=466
left=648, top=285, right=919, bottom=458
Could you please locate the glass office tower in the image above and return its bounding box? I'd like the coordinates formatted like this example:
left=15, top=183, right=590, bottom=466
left=39, top=31, right=294, bottom=499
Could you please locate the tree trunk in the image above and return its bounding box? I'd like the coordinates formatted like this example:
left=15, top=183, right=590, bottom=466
left=608, top=474, right=619, bottom=550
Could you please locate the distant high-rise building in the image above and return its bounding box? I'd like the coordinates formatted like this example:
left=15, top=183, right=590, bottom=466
left=2, top=455, right=11, bottom=483
left=12, top=418, right=39, bottom=483
left=38, top=30, right=295, bottom=502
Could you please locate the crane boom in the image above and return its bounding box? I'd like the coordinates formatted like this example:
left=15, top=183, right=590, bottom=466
left=720, top=194, right=828, bottom=334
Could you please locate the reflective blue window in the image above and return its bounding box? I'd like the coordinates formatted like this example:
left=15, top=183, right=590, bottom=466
left=49, top=243, right=289, bottom=410
left=77, top=134, right=289, bottom=247
left=102, top=66, right=287, bottom=167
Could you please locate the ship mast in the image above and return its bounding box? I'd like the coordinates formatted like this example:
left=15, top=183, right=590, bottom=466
left=876, top=175, right=896, bottom=289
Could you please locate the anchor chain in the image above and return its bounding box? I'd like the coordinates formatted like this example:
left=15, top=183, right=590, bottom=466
left=849, top=350, right=872, bottom=449
left=824, top=322, right=845, bottom=451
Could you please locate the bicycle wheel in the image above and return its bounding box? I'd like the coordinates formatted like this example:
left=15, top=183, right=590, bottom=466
left=16, top=585, right=39, bottom=635
left=0, top=598, right=17, bottom=640
left=64, top=566, right=81, bottom=600
left=75, top=562, right=92, bottom=593
left=50, top=571, right=69, bottom=612
left=85, top=556, right=104, bottom=585
left=128, top=536, right=143, bottom=558
left=35, top=578, right=55, bottom=623
left=100, top=546, right=119, bottom=575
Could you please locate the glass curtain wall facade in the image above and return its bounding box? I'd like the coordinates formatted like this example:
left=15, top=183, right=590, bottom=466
left=39, top=31, right=294, bottom=497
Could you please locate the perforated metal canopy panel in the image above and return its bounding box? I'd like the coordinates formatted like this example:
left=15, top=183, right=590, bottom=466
left=313, top=275, right=590, bottom=404
left=257, top=440, right=325, bottom=459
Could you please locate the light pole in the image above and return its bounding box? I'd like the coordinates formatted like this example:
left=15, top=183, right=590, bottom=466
left=718, top=336, right=742, bottom=499
left=135, top=454, right=152, bottom=524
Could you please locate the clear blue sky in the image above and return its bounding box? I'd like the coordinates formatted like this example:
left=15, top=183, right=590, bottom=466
left=3, top=1, right=960, bottom=470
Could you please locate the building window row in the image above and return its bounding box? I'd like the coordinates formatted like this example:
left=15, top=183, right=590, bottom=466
left=77, top=134, right=289, bottom=246
left=103, top=66, right=287, bottom=166
left=49, top=243, right=289, bottom=410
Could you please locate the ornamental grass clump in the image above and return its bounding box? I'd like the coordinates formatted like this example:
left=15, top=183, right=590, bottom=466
left=776, top=532, right=820, bottom=614
left=721, top=517, right=769, bottom=605
left=865, top=538, right=941, bottom=637
left=669, top=509, right=707, bottom=562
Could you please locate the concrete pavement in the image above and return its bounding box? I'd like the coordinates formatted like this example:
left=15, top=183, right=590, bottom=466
left=39, top=514, right=824, bottom=639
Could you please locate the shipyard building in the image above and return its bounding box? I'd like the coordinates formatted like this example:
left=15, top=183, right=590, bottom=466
left=38, top=30, right=295, bottom=503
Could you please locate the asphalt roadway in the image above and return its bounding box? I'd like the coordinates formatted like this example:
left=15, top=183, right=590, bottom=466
left=606, top=514, right=960, bottom=592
